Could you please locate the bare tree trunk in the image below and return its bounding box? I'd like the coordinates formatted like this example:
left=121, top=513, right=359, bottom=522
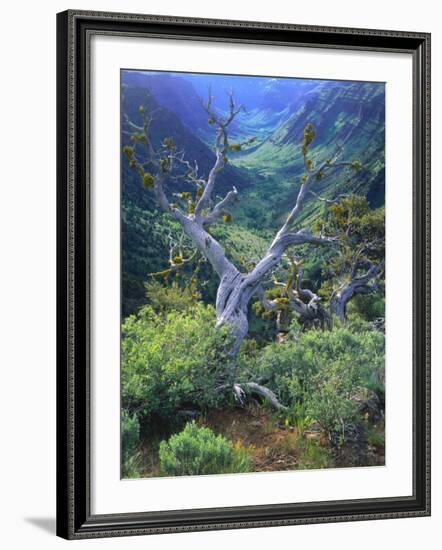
left=214, top=232, right=335, bottom=355
left=330, top=287, right=352, bottom=321
left=215, top=270, right=250, bottom=355
left=260, top=266, right=331, bottom=333
left=276, top=309, right=292, bottom=342
left=330, top=261, right=385, bottom=321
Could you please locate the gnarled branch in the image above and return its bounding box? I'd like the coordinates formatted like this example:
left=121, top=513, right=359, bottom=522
left=217, top=382, right=287, bottom=411
left=201, top=186, right=239, bottom=227
left=331, top=260, right=385, bottom=321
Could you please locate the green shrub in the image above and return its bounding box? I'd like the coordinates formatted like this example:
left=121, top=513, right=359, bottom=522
left=122, top=302, right=233, bottom=420
left=283, top=401, right=313, bottom=434
left=122, top=409, right=140, bottom=460
left=159, top=422, right=252, bottom=476
left=121, top=409, right=141, bottom=478
left=366, top=424, right=385, bottom=448
left=145, top=280, right=200, bottom=314
left=295, top=437, right=332, bottom=470
left=122, top=451, right=143, bottom=479
left=242, top=326, right=384, bottom=438
left=305, top=382, right=357, bottom=437
left=348, top=292, right=385, bottom=321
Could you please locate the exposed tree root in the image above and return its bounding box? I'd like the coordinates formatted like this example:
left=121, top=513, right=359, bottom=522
left=217, top=382, right=288, bottom=411
left=241, top=382, right=288, bottom=411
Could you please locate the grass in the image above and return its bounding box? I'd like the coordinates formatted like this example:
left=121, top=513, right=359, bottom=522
left=262, top=416, right=280, bottom=434
left=229, top=442, right=255, bottom=474
left=295, top=435, right=332, bottom=470
left=366, top=424, right=385, bottom=448
left=122, top=450, right=143, bottom=479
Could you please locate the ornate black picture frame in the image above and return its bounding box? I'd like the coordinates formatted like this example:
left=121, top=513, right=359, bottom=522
left=56, top=9, right=430, bottom=540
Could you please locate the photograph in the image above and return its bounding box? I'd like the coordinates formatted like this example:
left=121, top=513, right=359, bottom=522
left=120, top=69, right=386, bottom=479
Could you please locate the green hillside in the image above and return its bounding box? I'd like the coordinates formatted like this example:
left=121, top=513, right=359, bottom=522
left=231, top=82, right=385, bottom=231
left=121, top=86, right=255, bottom=315
left=121, top=78, right=385, bottom=316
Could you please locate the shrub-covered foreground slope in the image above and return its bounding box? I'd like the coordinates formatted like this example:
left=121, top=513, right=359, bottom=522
left=122, top=300, right=385, bottom=477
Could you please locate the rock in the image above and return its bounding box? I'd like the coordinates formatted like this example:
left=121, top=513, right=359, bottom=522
left=372, top=317, right=385, bottom=333
left=304, top=422, right=323, bottom=440
left=350, top=387, right=383, bottom=422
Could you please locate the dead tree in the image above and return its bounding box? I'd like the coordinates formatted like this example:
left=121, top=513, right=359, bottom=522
left=123, top=90, right=362, bottom=406
left=258, top=260, right=331, bottom=339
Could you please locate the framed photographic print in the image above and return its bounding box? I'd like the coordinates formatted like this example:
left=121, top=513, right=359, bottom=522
left=56, top=10, right=431, bottom=539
